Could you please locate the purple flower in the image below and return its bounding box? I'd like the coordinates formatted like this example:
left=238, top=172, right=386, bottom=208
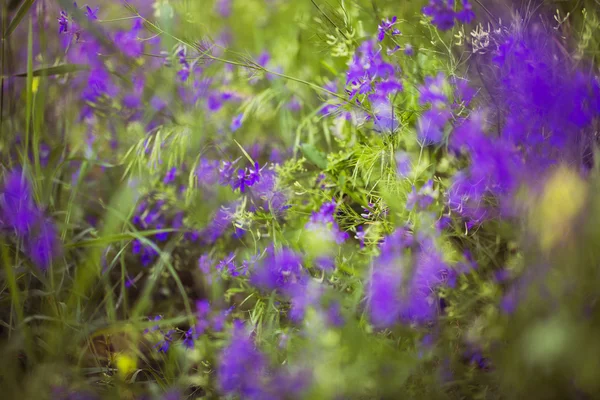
left=422, top=0, right=474, bottom=31
left=58, top=11, right=70, bottom=34
left=28, top=218, right=62, bottom=271
left=1, top=169, right=38, bottom=236
left=395, top=151, right=412, bottom=177
left=250, top=245, right=306, bottom=294
left=230, top=113, right=243, bottom=131
left=218, top=159, right=239, bottom=186
left=366, top=230, right=453, bottom=327
left=182, top=327, right=200, bottom=349
left=218, top=321, right=268, bottom=399
left=216, top=0, right=232, bottom=18
left=417, top=106, right=452, bottom=144
left=346, top=40, right=396, bottom=99
left=163, top=167, right=178, bottom=185
left=155, top=330, right=174, bottom=353
left=326, top=302, right=345, bottom=327
left=406, top=180, right=436, bottom=211
left=196, top=158, right=219, bottom=186
left=377, top=16, right=401, bottom=42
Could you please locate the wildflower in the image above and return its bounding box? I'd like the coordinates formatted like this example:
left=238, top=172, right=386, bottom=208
left=355, top=226, right=366, bottom=248
left=395, top=151, right=412, bottom=177
left=218, top=159, right=239, bottom=186
left=182, top=327, right=200, bottom=349
left=196, top=158, right=219, bottom=186
left=84, top=6, right=99, bottom=20
left=218, top=321, right=268, bottom=399
left=155, top=330, right=174, bottom=353
left=417, top=106, right=452, bottom=144
left=305, top=200, right=349, bottom=244
left=346, top=40, right=396, bottom=99
left=289, top=282, right=322, bottom=322
left=326, top=302, right=345, bottom=327
left=407, top=180, right=437, bottom=211
left=377, top=16, right=401, bottom=41
left=58, top=11, right=70, bottom=34
left=422, top=0, right=474, bottom=31
left=366, top=230, right=452, bottom=327
left=230, top=113, right=243, bottom=131
left=114, top=19, right=145, bottom=59
left=28, top=218, right=62, bottom=271
left=250, top=245, right=306, bottom=294
left=404, top=44, right=414, bottom=56
left=216, top=0, right=232, bottom=18
left=1, top=169, right=38, bottom=236
left=176, top=48, right=190, bottom=82
left=419, top=73, right=448, bottom=105
left=163, top=167, right=178, bottom=185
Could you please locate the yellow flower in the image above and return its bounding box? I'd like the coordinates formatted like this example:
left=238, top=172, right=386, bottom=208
left=534, top=166, right=587, bottom=251
left=115, top=353, right=137, bottom=380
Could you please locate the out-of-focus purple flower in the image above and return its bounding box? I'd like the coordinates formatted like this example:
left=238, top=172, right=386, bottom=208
left=418, top=105, right=452, bottom=145
left=163, top=167, right=178, bottom=185
left=314, top=255, right=335, bottom=271
left=419, top=73, right=448, bottom=105
left=177, top=48, right=190, bottom=82
left=1, top=169, right=38, bottom=235
left=196, top=158, right=219, bottom=186
left=288, top=96, right=302, bottom=112
left=377, top=16, right=401, bottom=42
left=182, top=327, right=200, bottom=349
left=346, top=40, right=396, bottom=100
left=200, top=203, right=236, bottom=244
left=216, top=0, right=232, bottom=18
left=367, top=230, right=453, bottom=328
left=84, top=6, right=99, bottom=20
left=144, top=315, right=163, bottom=334
left=250, top=245, right=306, bottom=294
left=150, top=96, right=167, bottom=112
left=218, top=159, right=239, bottom=186
left=326, top=301, right=345, bottom=327
left=355, top=226, right=366, bottom=248
left=58, top=11, right=70, bottom=34
left=305, top=200, right=349, bottom=244
left=218, top=321, right=268, bottom=399
left=155, top=330, right=174, bottom=353
left=395, top=151, right=411, bottom=177
left=230, top=113, right=243, bottom=131
left=406, top=180, right=436, bottom=211
left=423, top=0, right=474, bottom=31
left=114, top=19, right=145, bottom=58
left=162, top=389, right=182, bottom=400
left=404, top=44, right=414, bottom=56
left=28, top=218, right=62, bottom=271
left=289, top=282, right=322, bottom=322
left=371, top=96, right=400, bottom=134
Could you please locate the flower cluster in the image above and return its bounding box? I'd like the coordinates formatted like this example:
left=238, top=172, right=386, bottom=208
left=422, top=0, right=475, bottom=31
left=0, top=170, right=62, bottom=270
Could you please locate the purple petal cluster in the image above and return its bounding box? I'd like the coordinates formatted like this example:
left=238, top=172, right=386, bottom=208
left=422, top=0, right=475, bottom=31
left=377, top=16, right=401, bottom=42
left=305, top=200, right=349, bottom=244
left=346, top=40, right=402, bottom=101
left=366, top=229, right=454, bottom=328
left=250, top=245, right=306, bottom=294
left=417, top=73, right=452, bottom=144
left=1, top=170, right=62, bottom=270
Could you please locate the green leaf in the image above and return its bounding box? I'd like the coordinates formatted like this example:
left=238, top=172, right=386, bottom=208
left=301, top=143, right=328, bottom=169
left=12, top=64, right=90, bottom=78
left=4, top=0, right=36, bottom=38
